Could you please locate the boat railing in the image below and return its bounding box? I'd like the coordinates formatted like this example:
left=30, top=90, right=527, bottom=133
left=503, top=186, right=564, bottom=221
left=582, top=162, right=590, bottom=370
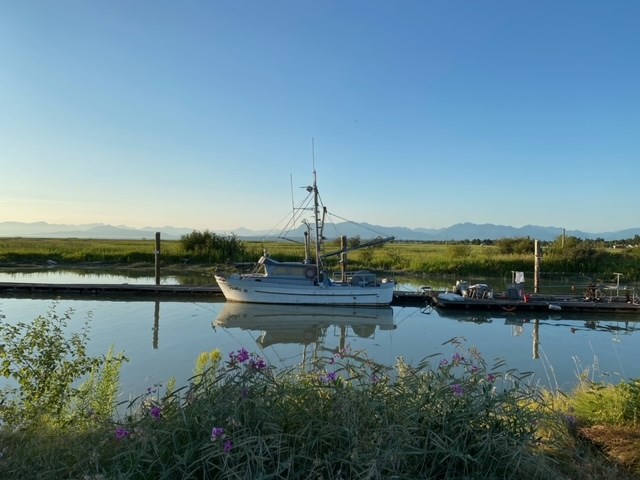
left=597, top=285, right=638, bottom=304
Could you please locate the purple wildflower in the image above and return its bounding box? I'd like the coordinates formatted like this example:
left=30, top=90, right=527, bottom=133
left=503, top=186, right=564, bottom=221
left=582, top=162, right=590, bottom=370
left=565, top=414, right=577, bottom=429
left=249, top=357, right=267, bottom=370
left=439, top=358, right=449, bottom=368
left=236, top=348, right=250, bottom=363
left=150, top=406, right=162, bottom=420
left=320, top=371, right=338, bottom=384
left=486, top=374, right=497, bottom=383
left=470, top=365, right=481, bottom=375
left=223, top=439, right=234, bottom=453
left=115, top=427, right=130, bottom=440
left=451, top=384, right=464, bottom=397
left=371, top=374, right=380, bottom=384
left=452, top=352, right=466, bottom=365
left=211, top=427, right=225, bottom=441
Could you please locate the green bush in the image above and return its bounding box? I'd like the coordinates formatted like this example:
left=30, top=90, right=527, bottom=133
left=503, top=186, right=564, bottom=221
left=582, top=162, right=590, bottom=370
left=87, top=340, right=554, bottom=479
left=0, top=305, right=126, bottom=430
left=180, top=230, right=246, bottom=262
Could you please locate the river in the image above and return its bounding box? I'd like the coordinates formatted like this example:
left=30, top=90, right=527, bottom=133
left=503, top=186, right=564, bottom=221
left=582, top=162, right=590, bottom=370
left=0, top=270, right=638, bottom=401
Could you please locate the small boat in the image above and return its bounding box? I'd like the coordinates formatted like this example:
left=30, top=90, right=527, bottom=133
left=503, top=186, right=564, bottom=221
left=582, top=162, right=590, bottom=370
left=435, top=279, right=640, bottom=315
left=215, top=170, right=395, bottom=306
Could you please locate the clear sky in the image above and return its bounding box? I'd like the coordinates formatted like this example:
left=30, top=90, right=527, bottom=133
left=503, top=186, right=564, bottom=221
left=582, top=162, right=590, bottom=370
left=1, top=1, right=638, bottom=234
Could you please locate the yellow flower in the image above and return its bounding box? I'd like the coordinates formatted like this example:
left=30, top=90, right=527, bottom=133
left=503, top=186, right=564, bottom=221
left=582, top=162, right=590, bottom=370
left=210, top=349, right=222, bottom=363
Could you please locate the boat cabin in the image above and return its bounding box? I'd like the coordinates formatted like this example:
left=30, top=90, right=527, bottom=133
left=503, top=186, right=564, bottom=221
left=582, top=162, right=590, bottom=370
left=259, top=256, right=319, bottom=282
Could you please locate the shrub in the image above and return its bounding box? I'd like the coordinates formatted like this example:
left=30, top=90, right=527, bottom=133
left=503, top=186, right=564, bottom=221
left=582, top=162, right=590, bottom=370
left=96, top=340, right=553, bottom=479
left=0, top=305, right=126, bottom=429
left=180, top=230, right=245, bottom=262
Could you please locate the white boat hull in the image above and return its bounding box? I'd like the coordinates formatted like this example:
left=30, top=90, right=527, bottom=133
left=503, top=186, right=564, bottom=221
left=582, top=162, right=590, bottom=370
left=215, top=274, right=394, bottom=306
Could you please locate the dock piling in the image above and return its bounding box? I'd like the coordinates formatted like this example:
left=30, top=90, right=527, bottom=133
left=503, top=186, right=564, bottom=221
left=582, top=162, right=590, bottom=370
left=155, top=232, right=161, bottom=286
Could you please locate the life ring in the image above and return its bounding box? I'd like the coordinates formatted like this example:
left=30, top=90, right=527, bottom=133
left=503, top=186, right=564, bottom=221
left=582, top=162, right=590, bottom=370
left=304, top=267, right=316, bottom=279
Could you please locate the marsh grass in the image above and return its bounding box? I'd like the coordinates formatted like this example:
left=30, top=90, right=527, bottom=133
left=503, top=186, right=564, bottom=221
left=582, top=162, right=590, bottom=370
left=0, top=238, right=185, bottom=264
left=538, top=371, right=640, bottom=477
left=2, top=237, right=639, bottom=280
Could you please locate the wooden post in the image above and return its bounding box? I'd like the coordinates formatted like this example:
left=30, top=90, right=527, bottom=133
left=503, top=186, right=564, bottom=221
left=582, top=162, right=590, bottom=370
left=532, top=319, right=539, bottom=359
left=340, top=235, right=347, bottom=282
left=153, top=301, right=160, bottom=349
left=534, top=239, right=541, bottom=294
left=155, top=232, right=161, bottom=286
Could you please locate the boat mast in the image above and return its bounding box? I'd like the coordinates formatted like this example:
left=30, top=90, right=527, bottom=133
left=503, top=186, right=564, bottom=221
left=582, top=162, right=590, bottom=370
left=312, top=169, right=323, bottom=276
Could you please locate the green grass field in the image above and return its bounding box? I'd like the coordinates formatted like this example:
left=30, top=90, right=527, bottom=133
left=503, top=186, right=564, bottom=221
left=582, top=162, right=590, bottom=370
left=1, top=237, right=639, bottom=281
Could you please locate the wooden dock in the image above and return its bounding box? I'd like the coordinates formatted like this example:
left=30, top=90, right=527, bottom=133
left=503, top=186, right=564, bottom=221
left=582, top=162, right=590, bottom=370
left=2, top=281, right=639, bottom=314
left=0, top=282, right=222, bottom=301
left=434, top=293, right=640, bottom=315
left=0, top=282, right=430, bottom=306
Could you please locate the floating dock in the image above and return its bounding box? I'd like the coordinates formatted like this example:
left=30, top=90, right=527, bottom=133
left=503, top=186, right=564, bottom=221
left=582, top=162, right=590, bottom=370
left=0, top=282, right=221, bottom=302
left=0, top=282, right=429, bottom=306
left=434, top=293, right=640, bottom=315
left=3, top=282, right=637, bottom=313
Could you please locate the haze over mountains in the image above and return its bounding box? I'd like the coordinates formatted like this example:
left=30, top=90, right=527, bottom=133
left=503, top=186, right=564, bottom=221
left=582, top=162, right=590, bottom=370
left=1, top=221, right=639, bottom=242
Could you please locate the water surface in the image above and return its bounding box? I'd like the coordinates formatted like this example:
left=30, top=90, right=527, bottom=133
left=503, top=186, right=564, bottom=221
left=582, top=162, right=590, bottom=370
left=0, top=271, right=638, bottom=401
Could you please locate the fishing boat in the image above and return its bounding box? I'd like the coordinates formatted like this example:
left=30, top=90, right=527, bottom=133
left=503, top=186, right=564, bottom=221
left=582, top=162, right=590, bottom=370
left=214, top=170, right=395, bottom=306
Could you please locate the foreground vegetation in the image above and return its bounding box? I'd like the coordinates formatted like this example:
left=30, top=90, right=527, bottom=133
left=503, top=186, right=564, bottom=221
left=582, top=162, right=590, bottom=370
left=1, top=233, right=640, bottom=281
left=1, top=307, right=640, bottom=479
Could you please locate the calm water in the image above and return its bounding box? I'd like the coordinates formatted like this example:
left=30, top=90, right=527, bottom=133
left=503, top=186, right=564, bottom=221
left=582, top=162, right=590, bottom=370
left=1, top=271, right=639, bottom=400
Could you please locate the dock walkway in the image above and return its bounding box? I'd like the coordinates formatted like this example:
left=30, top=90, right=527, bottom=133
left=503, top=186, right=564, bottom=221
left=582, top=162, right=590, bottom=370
left=0, top=282, right=430, bottom=306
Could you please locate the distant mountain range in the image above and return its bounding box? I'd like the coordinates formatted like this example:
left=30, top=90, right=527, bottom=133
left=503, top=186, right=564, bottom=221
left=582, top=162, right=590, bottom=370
left=1, top=221, right=639, bottom=242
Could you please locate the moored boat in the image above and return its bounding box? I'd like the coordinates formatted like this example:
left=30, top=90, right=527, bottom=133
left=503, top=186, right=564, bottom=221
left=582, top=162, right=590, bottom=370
left=214, top=170, right=395, bottom=306
left=434, top=279, right=640, bottom=315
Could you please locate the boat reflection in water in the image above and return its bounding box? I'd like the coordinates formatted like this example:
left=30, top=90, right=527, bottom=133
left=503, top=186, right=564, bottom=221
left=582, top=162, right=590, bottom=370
left=214, top=303, right=395, bottom=348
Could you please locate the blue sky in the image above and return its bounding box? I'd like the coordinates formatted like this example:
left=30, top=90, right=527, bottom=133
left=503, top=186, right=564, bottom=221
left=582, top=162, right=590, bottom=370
left=1, top=1, right=638, bottom=234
